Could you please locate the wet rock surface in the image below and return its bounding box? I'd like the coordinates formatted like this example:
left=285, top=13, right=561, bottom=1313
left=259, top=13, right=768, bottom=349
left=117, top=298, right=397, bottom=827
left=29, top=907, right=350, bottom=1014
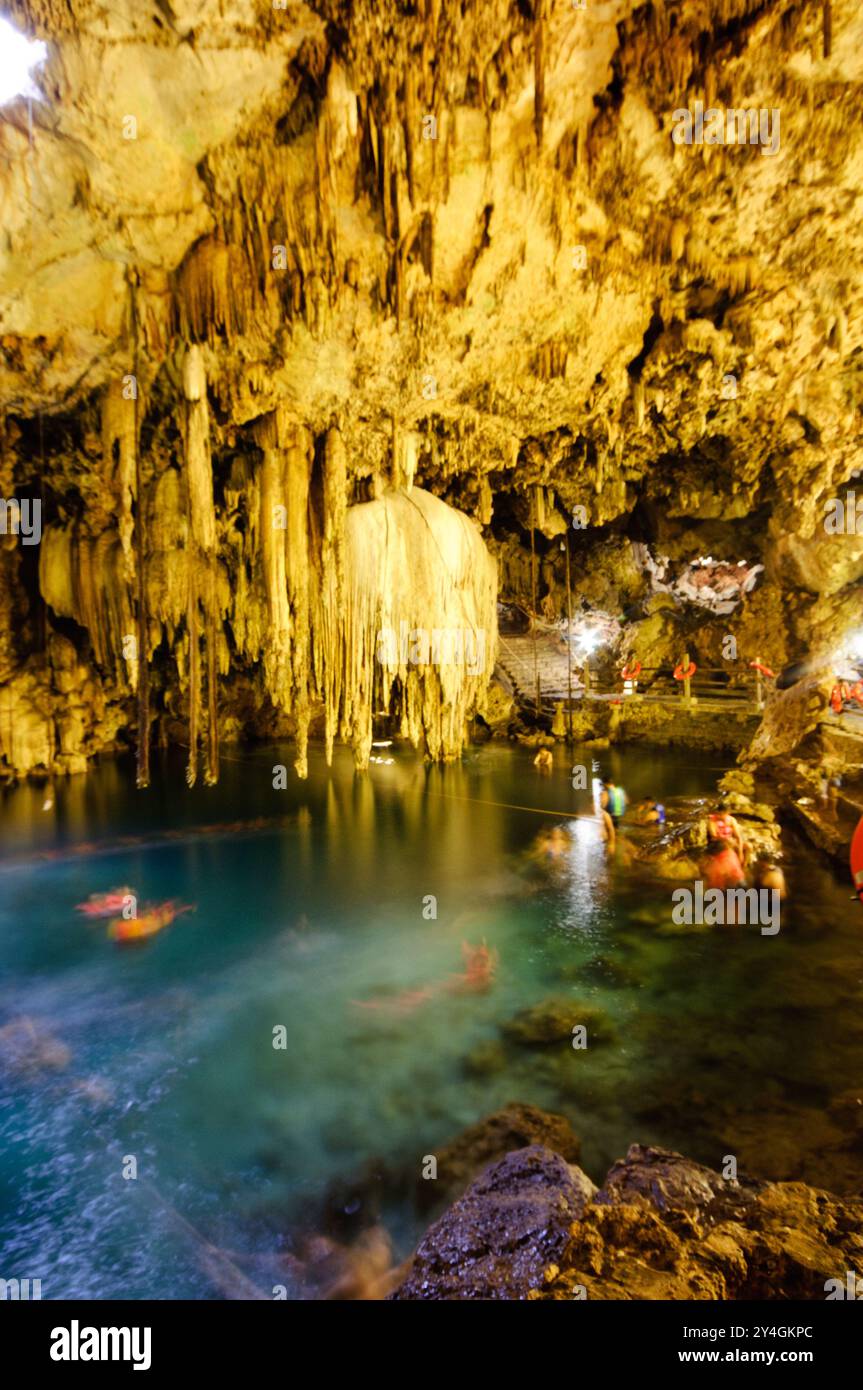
left=416, top=1101, right=582, bottom=1211
left=502, top=998, right=615, bottom=1047
left=394, top=1145, right=597, bottom=1300
left=394, top=1142, right=863, bottom=1301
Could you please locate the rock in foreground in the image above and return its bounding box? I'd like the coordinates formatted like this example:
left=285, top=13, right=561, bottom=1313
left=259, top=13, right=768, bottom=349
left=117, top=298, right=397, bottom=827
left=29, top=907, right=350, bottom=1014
left=394, top=1143, right=863, bottom=1300
left=395, top=1146, right=596, bottom=1300
left=416, top=1101, right=582, bottom=1211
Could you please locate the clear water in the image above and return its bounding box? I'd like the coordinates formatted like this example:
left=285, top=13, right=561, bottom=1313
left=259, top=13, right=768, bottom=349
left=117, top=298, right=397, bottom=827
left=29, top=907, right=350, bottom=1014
left=1, top=742, right=861, bottom=1299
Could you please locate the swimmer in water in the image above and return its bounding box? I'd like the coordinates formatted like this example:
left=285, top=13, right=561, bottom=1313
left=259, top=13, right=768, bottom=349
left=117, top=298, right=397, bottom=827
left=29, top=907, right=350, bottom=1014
left=752, top=857, right=787, bottom=899
left=533, top=748, right=553, bottom=774
left=642, top=797, right=666, bottom=827
left=108, top=900, right=194, bottom=944
left=602, top=780, right=628, bottom=829
left=354, top=940, right=499, bottom=1014
left=352, top=987, right=435, bottom=1017
left=702, top=837, right=746, bottom=891
left=532, top=824, right=571, bottom=861
left=448, top=939, right=499, bottom=993
left=701, top=838, right=748, bottom=924
left=76, top=887, right=138, bottom=918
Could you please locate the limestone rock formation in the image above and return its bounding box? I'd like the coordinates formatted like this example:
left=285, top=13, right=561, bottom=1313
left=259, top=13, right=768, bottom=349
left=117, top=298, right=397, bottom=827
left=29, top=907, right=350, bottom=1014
left=393, top=1142, right=863, bottom=1300
left=1, top=1, right=862, bottom=776
left=415, top=1100, right=583, bottom=1211
left=393, top=1144, right=597, bottom=1300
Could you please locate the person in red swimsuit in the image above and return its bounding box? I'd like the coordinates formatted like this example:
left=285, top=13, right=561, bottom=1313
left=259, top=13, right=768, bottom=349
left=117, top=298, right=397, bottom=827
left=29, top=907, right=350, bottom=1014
left=703, top=837, right=746, bottom=891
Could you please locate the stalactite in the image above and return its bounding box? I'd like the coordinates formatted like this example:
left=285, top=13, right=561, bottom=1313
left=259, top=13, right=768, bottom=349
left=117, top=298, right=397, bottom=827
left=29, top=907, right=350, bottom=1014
left=254, top=419, right=292, bottom=702
left=285, top=425, right=313, bottom=779
left=249, top=407, right=312, bottom=777
left=632, top=379, right=646, bottom=429
left=206, top=590, right=219, bottom=783
left=479, top=477, right=493, bottom=526
left=186, top=586, right=199, bottom=787
left=39, top=528, right=135, bottom=671
left=181, top=345, right=219, bottom=786
left=337, top=487, right=497, bottom=771
left=129, top=273, right=150, bottom=788
left=320, top=423, right=347, bottom=764
left=404, top=66, right=417, bottom=204
left=174, top=234, right=255, bottom=345
left=670, top=220, right=687, bottom=264
left=533, top=0, right=545, bottom=153
left=101, top=381, right=136, bottom=584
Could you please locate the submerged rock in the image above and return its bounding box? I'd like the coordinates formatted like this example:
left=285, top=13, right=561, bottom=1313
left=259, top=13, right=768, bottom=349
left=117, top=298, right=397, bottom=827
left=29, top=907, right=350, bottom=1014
left=580, top=955, right=642, bottom=990
left=0, top=1017, right=71, bottom=1077
left=461, top=1039, right=508, bottom=1078
left=502, top=997, right=615, bottom=1046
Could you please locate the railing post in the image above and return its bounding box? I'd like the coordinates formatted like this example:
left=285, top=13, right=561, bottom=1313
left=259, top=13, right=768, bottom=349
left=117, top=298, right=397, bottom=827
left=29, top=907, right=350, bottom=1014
left=583, top=661, right=591, bottom=696
left=754, top=653, right=764, bottom=711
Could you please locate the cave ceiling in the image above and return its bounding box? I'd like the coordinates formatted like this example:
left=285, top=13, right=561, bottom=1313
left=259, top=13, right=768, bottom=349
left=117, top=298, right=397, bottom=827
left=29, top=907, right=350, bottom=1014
left=0, top=0, right=860, bottom=545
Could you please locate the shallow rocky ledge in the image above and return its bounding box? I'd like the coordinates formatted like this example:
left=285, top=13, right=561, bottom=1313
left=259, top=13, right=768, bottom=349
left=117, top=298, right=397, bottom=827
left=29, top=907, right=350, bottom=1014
left=391, top=1140, right=863, bottom=1301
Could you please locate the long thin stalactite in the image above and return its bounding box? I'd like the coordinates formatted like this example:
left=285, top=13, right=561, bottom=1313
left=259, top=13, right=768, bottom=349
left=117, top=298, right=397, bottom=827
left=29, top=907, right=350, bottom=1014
left=130, top=270, right=151, bottom=789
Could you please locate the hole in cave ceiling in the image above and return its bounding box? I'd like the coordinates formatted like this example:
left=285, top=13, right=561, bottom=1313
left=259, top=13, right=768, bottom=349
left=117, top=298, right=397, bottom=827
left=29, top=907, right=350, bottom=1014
left=0, top=16, right=47, bottom=106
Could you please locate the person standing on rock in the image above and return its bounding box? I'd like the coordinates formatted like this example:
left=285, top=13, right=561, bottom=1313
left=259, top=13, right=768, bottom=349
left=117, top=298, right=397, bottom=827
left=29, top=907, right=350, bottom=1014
left=706, top=799, right=747, bottom=865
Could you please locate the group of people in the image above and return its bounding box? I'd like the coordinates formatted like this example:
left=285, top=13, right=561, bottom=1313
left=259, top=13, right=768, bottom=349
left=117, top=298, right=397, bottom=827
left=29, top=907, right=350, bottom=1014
left=701, top=800, right=786, bottom=898
left=532, top=753, right=787, bottom=899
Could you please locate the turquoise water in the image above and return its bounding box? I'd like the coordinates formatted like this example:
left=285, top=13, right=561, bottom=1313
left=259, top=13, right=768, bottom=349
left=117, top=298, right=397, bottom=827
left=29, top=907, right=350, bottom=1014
left=1, top=742, right=861, bottom=1299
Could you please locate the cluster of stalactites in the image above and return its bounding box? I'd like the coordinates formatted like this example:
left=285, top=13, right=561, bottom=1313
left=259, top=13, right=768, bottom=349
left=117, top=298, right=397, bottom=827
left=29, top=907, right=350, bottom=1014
left=232, top=433, right=497, bottom=776
left=40, top=378, right=498, bottom=781
left=40, top=347, right=226, bottom=786
left=247, top=405, right=314, bottom=778
left=324, top=486, right=498, bottom=771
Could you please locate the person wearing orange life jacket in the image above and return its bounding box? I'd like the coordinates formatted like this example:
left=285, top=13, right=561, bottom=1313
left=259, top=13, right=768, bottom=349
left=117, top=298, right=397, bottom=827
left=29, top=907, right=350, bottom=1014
left=705, top=798, right=747, bottom=865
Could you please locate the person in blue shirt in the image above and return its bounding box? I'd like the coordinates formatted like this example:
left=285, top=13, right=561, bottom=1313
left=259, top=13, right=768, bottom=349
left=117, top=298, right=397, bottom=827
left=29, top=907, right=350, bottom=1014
left=644, top=797, right=666, bottom=826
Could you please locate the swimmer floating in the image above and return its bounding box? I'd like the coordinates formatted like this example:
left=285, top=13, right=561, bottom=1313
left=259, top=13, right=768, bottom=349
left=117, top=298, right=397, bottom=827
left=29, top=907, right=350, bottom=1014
left=108, top=901, right=195, bottom=944
left=75, top=887, right=138, bottom=918
left=351, top=940, right=498, bottom=1014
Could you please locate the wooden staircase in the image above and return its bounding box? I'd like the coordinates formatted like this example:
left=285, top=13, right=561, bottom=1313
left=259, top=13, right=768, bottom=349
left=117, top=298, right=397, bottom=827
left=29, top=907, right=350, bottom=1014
left=495, top=633, right=581, bottom=710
